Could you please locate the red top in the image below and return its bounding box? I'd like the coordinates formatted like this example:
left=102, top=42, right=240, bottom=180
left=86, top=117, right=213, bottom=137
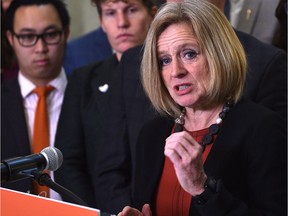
left=155, top=126, right=214, bottom=216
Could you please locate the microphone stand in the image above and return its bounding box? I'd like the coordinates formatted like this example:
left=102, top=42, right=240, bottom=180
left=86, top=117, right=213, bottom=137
left=22, top=170, right=113, bottom=216
left=32, top=171, right=88, bottom=207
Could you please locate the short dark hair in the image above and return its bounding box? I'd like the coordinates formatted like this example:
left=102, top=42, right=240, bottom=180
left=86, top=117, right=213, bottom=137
left=91, top=0, right=156, bottom=16
left=5, top=0, right=70, bottom=32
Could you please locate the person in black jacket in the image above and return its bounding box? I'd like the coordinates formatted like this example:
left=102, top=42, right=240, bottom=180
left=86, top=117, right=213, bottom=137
left=95, top=0, right=287, bottom=214
left=117, top=1, right=286, bottom=215
left=54, top=0, right=157, bottom=207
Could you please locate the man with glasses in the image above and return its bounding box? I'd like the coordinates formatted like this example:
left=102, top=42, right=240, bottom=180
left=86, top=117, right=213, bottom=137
left=1, top=0, right=70, bottom=201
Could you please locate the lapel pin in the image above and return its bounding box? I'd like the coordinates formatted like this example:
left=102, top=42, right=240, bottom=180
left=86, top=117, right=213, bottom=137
left=98, top=84, right=109, bottom=93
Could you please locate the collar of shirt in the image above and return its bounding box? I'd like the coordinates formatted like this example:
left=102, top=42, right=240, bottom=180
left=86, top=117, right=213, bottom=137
left=18, top=68, right=68, bottom=99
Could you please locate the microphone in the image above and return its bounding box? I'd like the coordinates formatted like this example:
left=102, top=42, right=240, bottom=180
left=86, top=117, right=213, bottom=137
left=1, top=147, right=91, bottom=208
left=1, top=147, right=63, bottom=183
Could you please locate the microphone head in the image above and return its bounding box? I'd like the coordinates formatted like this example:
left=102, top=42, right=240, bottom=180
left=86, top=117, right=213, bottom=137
left=40, top=147, right=63, bottom=171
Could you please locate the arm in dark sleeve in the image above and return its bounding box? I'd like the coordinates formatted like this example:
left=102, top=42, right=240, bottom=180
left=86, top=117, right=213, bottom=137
left=192, top=110, right=287, bottom=216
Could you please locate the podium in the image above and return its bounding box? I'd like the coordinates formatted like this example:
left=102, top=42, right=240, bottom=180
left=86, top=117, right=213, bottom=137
left=1, top=188, right=100, bottom=216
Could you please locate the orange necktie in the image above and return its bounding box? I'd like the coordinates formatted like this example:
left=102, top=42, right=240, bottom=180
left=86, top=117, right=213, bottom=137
left=32, top=85, right=54, bottom=197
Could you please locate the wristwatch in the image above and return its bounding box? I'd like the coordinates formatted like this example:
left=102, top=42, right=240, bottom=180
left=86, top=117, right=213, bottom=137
left=192, top=177, right=217, bottom=205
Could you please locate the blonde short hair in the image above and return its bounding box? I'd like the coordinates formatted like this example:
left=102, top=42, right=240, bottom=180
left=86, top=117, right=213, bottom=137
left=141, top=0, right=247, bottom=118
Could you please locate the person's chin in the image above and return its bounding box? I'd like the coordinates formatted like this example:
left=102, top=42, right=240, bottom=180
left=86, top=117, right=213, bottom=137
left=118, top=42, right=139, bottom=53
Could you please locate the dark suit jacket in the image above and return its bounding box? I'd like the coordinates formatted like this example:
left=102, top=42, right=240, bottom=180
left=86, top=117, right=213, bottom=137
left=1, top=78, right=32, bottom=192
left=94, top=31, right=287, bottom=214
left=132, top=99, right=286, bottom=216
left=54, top=55, right=119, bottom=207
left=64, top=27, right=113, bottom=75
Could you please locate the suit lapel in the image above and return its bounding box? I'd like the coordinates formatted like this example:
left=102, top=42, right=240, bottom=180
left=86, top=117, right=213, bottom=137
left=92, top=55, right=118, bottom=116
left=4, top=79, right=31, bottom=155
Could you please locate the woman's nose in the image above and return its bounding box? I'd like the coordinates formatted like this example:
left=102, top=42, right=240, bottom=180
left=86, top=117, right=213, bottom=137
left=170, top=57, right=186, bottom=77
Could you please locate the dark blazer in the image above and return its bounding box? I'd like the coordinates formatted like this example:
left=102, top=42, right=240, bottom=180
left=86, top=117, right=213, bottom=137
left=1, top=78, right=32, bottom=192
left=132, top=99, right=287, bottom=216
left=54, top=55, right=119, bottom=207
left=94, top=31, right=287, bottom=214
left=64, top=27, right=113, bottom=75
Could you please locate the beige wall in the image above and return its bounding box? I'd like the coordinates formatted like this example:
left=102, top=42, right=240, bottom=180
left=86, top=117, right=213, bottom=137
left=65, top=0, right=101, bottom=41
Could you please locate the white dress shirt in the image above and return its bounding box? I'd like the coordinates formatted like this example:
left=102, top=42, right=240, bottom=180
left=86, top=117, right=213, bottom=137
left=18, top=68, right=67, bottom=201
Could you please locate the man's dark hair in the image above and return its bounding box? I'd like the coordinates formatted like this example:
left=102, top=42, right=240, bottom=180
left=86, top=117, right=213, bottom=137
left=5, top=0, right=70, bottom=32
left=91, top=0, right=156, bottom=17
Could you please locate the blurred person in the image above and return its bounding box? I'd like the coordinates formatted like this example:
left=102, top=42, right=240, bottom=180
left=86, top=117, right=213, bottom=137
left=1, top=0, right=18, bottom=81
left=1, top=0, right=70, bottom=200
left=272, top=0, right=287, bottom=51
left=94, top=0, right=287, bottom=214
left=117, top=1, right=286, bottom=215
left=228, top=0, right=280, bottom=45
left=54, top=0, right=157, bottom=207
left=2, top=0, right=13, bottom=10
left=63, top=0, right=167, bottom=76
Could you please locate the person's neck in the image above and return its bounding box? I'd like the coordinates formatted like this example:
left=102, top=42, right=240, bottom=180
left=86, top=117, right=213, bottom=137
left=184, top=103, right=224, bottom=131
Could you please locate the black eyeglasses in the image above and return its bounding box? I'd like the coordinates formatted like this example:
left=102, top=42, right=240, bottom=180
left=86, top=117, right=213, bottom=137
left=12, top=30, right=63, bottom=47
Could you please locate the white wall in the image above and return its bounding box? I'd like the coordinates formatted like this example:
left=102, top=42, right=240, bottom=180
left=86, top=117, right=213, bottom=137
left=64, top=0, right=101, bottom=41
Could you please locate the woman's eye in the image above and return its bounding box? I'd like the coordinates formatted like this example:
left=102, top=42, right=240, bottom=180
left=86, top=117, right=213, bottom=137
left=183, top=50, right=198, bottom=59
left=159, top=57, right=171, bottom=66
